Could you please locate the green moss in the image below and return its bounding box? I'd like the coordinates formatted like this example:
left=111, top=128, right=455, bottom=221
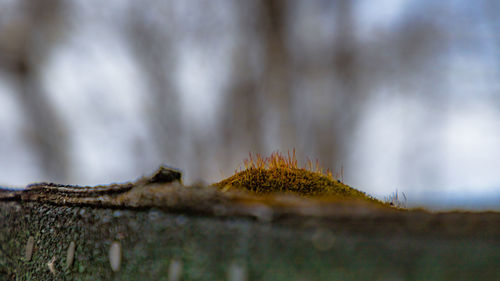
left=215, top=167, right=378, bottom=203
left=213, top=151, right=385, bottom=205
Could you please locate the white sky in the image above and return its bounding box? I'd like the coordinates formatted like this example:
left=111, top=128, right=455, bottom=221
left=357, top=0, right=408, bottom=37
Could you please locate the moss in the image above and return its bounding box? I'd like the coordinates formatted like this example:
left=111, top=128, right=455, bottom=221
left=214, top=151, right=385, bottom=205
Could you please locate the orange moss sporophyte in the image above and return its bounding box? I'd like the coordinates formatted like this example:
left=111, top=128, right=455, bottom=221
left=213, top=150, right=384, bottom=205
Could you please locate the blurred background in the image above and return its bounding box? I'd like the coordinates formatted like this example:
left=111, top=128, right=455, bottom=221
left=1, top=0, right=500, bottom=210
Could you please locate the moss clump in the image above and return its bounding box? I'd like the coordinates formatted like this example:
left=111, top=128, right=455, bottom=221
left=214, top=151, right=383, bottom=204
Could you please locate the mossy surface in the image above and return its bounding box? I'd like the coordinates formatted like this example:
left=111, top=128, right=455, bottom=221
left=214, top=151, right=384, bottom=205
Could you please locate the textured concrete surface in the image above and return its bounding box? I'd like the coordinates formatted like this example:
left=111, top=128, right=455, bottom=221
left=2, top=199, right=500, bottom=281
left=2, top=167, right=500, bottom=280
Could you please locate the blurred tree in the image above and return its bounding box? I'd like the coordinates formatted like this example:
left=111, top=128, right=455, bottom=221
left=0, top=0, right=468, bottom=188
left=289, top=0, right=362, bottom=170
left=484, top=0, right=500, bottom=89
left=259, top=0, right=296, bottom=150
left=325, top=0, right=361, bottom=169
left=124, top=2, right=181, bottom=167
left=392, top=3, right=449, bottom=189
left=217, top=0, right=296, bottom=174
left=0, top=0, right=70, bottom=182
left=218, top=2, right=264, bottom=170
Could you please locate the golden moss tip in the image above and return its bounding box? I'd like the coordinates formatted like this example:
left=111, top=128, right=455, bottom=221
left=213, top=150, right=384, bottom=205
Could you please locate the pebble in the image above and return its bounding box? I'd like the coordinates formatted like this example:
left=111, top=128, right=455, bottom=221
left=25, top=236, right=35, bottom=261
left=168, top=259, right=183, bottom=281
left=66, top=241, right=76, bottom=269
left=227, top=262, right=247, bottom=281
left=109, top=241, right=122, bottom=272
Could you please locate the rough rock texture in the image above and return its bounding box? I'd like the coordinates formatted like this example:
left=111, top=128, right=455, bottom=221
left=2, top=167, right=500, bottom=280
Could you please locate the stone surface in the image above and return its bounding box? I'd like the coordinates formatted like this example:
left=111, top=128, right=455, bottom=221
left=2, top=200, right=500, bottom=280
left=2, top=167, right=500, bottom=280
